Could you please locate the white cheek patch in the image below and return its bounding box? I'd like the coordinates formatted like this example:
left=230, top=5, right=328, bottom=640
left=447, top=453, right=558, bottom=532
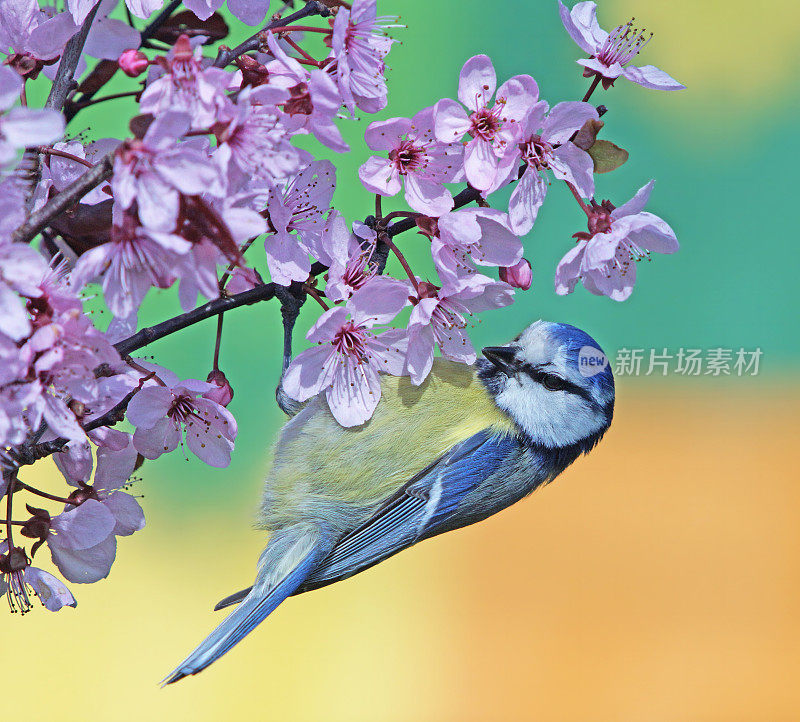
left=495, top=376, right=605, bottom=447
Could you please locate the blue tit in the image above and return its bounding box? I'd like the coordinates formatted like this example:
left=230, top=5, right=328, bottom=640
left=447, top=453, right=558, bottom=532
left=163, top=320, right=615, bottom=684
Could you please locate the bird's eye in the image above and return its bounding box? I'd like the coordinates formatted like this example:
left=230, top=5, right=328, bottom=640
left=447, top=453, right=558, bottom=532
left=542, top=374, right=567, bottom=391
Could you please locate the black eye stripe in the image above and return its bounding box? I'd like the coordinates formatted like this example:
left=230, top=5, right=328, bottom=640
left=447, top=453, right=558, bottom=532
left=518, top=363, right=594, bottom=402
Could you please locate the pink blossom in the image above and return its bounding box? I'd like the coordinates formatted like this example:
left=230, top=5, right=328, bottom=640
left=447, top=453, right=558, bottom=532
left=139, top=35, right=236, bottom=129
left=429, top=208, right=523, bottom=283
left=264, top=160, right=336, bottom=285
left=119, top=48, right=149, bottom=77
left=359, top=107, right=463, bottom=215
left=127, top=369, right=237, bottom=467
left=323, top=218, right=380, bottom=303
left=403, top=274, right=515, bottom=385
left=0, top=0, right=78, bottom=66
left=113, top=110, right=224, bottom=232
left=506, top=100, right=598, bottom=234
left=213, top=85, right=307, bottom=186
left=0, top=66, right=64, bottom=167
left=264, top=31, right=348, bottom=153
left=434, top=55, right=538, bottom=191
left=499, top=258, right=532, bottom=290
left=330, top=0, right=399, bottom=115
left=555, top=180, right=678, bottom=301
left=282, top=280, right=409, bottom=426
left=0, top=542, right=76, bottom=613
left=558, top=1, right=684, bottom=91
left=71, top=205, right=191, bottom=325
left=47, top=448, right=144, bottom=585
left=204, top=369, right=233, bottom=407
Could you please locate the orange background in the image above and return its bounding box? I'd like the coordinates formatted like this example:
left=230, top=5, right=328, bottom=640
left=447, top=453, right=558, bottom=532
left=5, top=382, right=799, bottom=720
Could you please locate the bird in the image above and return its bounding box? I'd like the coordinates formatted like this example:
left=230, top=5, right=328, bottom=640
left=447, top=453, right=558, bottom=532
left=162, top=319, right=615, bottom=684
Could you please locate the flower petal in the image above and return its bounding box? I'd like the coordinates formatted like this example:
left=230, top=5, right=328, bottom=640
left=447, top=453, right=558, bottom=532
left=25, top=567, right=77, bottom=611
left=622, top=64, right=685, bottom=91
left=458, top=54, right=496, bottom=112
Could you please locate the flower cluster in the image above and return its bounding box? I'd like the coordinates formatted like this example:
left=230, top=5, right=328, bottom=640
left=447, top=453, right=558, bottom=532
left=0, top=0, right=680, bottom=613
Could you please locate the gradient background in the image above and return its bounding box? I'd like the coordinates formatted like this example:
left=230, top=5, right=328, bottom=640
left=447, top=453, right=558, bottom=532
left=6, top=0, right=800, bottom=720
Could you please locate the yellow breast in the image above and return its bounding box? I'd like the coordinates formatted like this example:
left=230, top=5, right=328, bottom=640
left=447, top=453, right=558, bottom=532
left=260, top=359, right=516, bottom=528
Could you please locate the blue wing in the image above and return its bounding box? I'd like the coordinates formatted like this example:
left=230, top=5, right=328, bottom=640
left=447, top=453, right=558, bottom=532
left=300, top=430, right=518, bottom=590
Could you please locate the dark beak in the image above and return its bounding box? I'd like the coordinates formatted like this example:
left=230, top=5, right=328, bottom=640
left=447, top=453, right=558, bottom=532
left=481, top=346, right=517, bottom=374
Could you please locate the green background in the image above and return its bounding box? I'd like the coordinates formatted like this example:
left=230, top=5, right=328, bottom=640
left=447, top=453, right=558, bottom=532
left=45, top=0, right=798, bottom=503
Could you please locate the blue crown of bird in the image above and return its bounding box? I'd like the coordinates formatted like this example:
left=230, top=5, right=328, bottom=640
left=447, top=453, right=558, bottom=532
left=163, top=319, right=615, bottom=684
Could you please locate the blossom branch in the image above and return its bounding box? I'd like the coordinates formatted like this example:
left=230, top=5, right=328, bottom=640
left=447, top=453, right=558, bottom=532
left=213, top=1, right=331, bottom=68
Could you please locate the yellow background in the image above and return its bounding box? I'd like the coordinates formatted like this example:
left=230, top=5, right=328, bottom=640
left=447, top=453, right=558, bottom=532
left=5, top=384, right=799, bottom=720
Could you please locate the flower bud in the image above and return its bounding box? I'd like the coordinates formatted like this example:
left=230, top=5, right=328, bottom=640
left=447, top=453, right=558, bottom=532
left=204, top=369, right=234, bottom=407
left=499, top=258, right=532, bottom=290
left=118, top=49, right=149, bottom=77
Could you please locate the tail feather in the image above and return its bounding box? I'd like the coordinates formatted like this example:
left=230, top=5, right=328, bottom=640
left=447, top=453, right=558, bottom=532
left=162, top=526, right=327, bottom=685
left=213, top=586, right=253, bottom=611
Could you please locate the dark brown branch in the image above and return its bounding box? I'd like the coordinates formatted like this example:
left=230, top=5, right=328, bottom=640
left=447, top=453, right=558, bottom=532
left=114, top=282, right=278, bottom=356
left=46, top=1, right=101, bottom=111
left=213, top=1, right=330, bottom=69
left=11, top=152, right=114, bottom=244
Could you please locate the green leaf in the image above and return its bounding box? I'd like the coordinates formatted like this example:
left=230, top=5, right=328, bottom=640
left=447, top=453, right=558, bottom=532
left=587, top=140, right=629, bottom=173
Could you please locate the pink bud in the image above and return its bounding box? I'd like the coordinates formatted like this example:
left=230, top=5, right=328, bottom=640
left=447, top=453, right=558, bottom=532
left=499, top=258, right=532, bottom=290
left=118, top=49, right=148, bottom=77
left=204, top=369, right=234, bottom=407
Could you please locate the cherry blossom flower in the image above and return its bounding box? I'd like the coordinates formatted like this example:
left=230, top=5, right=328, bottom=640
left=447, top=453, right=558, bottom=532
left=434, top=55, right=538, bottom=191
left=71, top=205, right=191, bottom=326
left=558, top=1, right=684, bottom=91
left=359, top=107, right=463, bottom=215
left=139, top=34, right=235, bottom=129
left=204, top=369, right=233, bottom=407
left=323, top=218, right=380, bottom=303
left=0, top=0, right=78, bottom=73
left=118, top=48, right=149, bottom=77
left=506, top=100, right=598, bottom=234
left=113, top=110, right=224, bottom=232
left=499, top=258, right=532, bottom=290
left=47, top=443, right=144, bottom=584
left=213, top=85, right=307, bottom=186
left=264, top=160, right=336, bottom=285
left=0, top=542, right=76, bottom=613
left=427, top=208, right=523, bottom=283
left=282, top=280, right=409, bottom=426
left=403, top=274, right=514, bottom=385
left=0, top=66, right=64, bottom=167
left=127, top=368, right=237, bottom=467
left=264, top=32, right=348, bottom=153
left=555, top=180, right=678, bottom=301
left=330, top=0, right=400, bottom=115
